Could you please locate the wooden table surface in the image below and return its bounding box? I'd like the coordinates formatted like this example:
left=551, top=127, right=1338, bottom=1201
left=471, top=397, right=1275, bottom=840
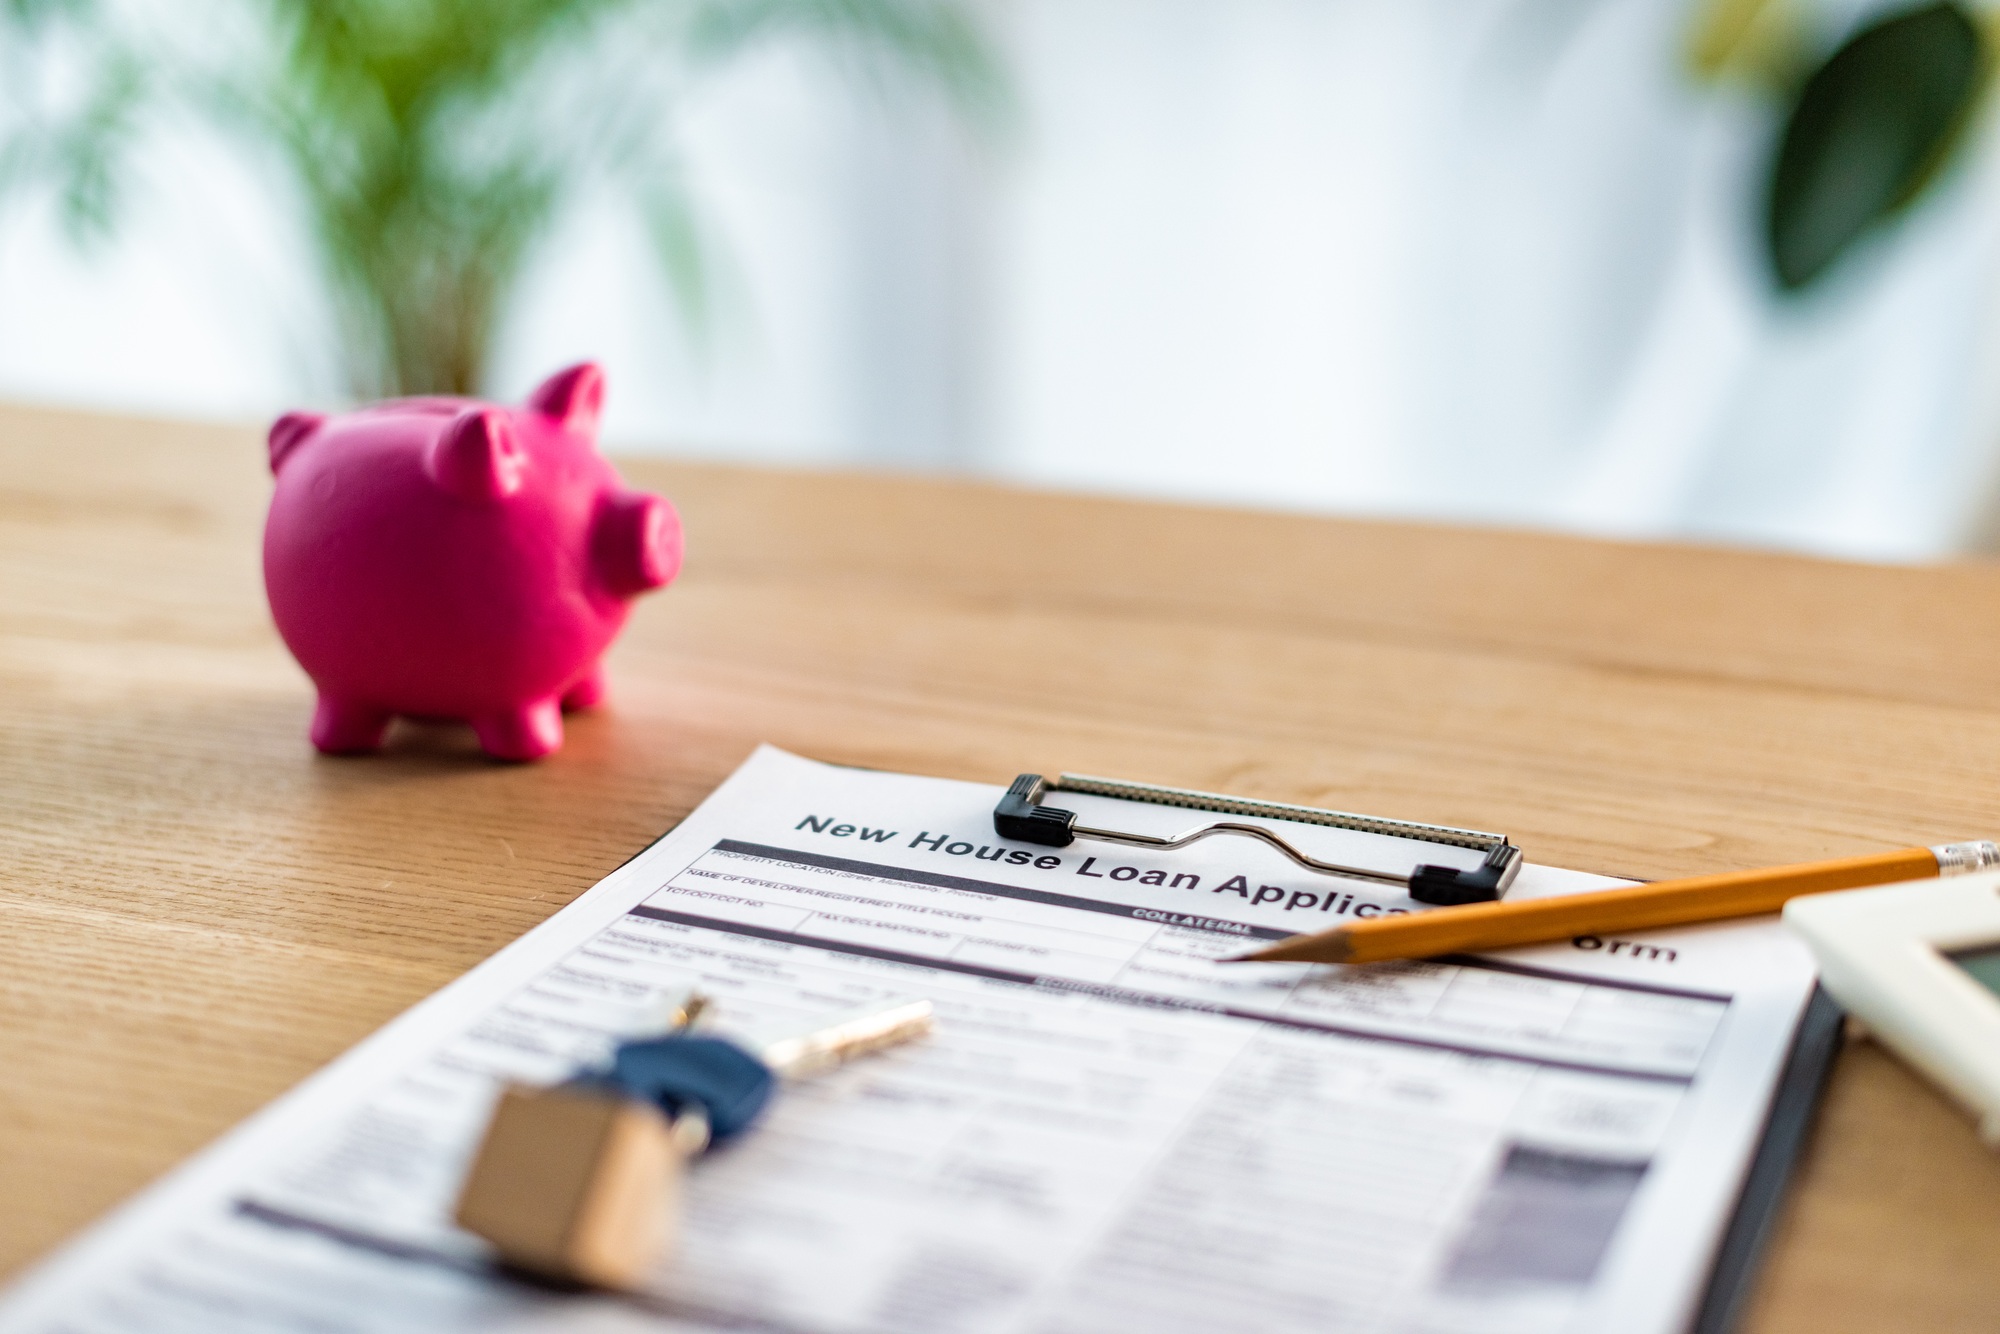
left=2, top=401, right=1998, bottom=1328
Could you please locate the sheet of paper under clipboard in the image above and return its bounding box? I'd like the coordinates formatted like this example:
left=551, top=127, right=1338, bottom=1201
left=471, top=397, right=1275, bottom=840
left=0, top=746, right=1821, bottom=1334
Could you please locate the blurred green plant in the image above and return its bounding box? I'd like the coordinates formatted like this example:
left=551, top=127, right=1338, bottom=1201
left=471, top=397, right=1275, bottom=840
left=0, top=0, right=1003, bottom=398
left=1691, top=0, right=1993, bottom=293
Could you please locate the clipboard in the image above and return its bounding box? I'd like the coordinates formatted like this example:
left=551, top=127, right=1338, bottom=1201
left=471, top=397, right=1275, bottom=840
left=0, top=748, right=1842, bottom=1334
left=996, top=768, right=1845, bottom=1331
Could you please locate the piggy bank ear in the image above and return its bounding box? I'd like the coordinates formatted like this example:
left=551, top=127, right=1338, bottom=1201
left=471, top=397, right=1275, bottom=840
left=267, top=411, right=324, bottom=474
left=526, top=362, right=604, bottom=440
left=428, top=407, right=527, bottom=502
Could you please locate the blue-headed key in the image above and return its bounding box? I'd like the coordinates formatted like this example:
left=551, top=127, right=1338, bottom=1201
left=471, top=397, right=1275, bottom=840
left=454, top=995, right=934, bottom=1288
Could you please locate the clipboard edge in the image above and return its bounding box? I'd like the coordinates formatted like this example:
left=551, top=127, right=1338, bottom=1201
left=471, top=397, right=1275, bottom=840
left=1689, top=984, right=1845, bottom=1334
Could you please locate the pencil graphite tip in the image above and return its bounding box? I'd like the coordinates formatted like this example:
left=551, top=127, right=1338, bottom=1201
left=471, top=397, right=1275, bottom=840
left=1226, top=930, right=1353, bottom=965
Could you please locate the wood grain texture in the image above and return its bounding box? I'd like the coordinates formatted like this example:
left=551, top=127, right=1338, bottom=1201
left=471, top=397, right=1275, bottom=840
left=1, top=400, right=1997, bottom=1326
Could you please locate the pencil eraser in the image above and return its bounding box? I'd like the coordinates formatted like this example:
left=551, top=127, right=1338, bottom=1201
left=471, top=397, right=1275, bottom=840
left=453, top=1084, right=681, bottom=1288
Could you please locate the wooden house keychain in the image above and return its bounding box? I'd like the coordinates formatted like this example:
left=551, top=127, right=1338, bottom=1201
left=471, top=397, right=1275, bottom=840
left=454, top=992, right=933, bottom=1288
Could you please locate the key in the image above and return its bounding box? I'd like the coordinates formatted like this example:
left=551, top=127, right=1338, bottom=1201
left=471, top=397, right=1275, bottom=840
left=453, top=995, right=934, bottom=1289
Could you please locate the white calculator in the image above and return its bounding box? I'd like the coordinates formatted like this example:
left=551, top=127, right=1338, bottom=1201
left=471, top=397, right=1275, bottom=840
left=1786, top=870, right=2000, bottom=1146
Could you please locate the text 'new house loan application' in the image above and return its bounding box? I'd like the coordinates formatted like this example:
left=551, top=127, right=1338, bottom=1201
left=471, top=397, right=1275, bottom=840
left=0, top=747, right=1819, bottom=1334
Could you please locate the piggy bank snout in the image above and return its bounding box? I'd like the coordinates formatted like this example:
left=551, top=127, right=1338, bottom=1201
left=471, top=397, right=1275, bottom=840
left=594, top=490, right=682, bottom=596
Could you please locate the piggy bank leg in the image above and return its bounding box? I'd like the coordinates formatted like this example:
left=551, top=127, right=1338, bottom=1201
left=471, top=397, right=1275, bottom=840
left=472, top=698, right=564, bottom=762
left=560, top=663, right=606, bottom=712
left=312, top=695, right=391, bottom=754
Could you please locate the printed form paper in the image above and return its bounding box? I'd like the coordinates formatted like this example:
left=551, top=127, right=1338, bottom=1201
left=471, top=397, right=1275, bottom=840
left=0, top=747, right=1819, bottom=1334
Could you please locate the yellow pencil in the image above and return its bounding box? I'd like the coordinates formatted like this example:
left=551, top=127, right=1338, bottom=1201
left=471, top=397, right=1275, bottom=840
left=1228, top=841, right=2000, bottom=965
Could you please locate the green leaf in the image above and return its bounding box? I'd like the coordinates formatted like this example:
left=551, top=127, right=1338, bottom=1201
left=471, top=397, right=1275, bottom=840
left=0, top=14, right=148, bottom=248
left=1766, top=2, right=1986, bottom=292
left=637, top=173, right=717, bottom=344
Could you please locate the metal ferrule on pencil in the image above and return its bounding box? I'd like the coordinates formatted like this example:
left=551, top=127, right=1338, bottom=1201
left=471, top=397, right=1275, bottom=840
left=1930, top=841, right=2000, bottom=875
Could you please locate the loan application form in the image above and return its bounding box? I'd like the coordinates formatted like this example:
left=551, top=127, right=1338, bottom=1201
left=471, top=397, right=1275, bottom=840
left=0, top=747, right=1819, bottom=1334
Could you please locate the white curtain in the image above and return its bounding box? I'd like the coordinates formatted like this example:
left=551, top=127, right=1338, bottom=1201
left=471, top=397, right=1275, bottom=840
left=986, top=0, right=2000, bottom=560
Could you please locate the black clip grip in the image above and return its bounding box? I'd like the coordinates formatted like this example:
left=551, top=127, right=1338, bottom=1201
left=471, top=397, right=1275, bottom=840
left=993, top=774, right=1077, bottom=847
left=1409, top=842, right=1520, bottom=906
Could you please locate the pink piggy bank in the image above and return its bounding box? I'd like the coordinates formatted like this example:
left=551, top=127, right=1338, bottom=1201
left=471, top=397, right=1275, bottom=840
left=262, top=362, right=681, bottom=761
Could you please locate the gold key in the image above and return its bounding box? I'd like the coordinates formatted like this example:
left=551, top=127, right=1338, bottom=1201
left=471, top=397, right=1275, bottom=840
left=454, top=994, right=933, bottom=1288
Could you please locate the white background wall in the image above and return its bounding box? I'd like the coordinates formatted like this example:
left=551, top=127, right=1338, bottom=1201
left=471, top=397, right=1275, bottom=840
left=5, top=0, right=1999, bottom=560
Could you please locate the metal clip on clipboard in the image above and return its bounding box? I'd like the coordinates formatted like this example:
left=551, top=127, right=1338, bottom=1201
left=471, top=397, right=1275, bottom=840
left=993, top=773, right=1522, bottom=906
